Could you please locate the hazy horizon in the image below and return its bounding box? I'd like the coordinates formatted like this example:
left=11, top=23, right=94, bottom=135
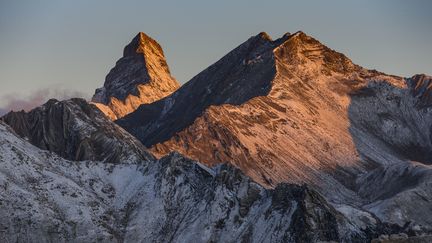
left=0, top=0, right=431, bottom=114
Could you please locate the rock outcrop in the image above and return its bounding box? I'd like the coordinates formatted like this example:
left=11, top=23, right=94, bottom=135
left=92, top=32, right=179, bottom=120
left=1, top=98, right=153, bottom=164
left=407, top=74, right=432, bottom=108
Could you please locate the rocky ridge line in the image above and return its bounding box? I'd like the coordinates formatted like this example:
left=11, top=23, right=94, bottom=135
left=92, top=32, right=179, bottom=120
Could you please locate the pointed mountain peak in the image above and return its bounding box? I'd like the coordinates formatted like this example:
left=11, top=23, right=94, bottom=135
left=276, top=31, right=317, bottom=48
left=273, top=31, right=359, bottom=74
left=291, top=30, right=306, bottom=37
left=282, top=32, right=292, bottom=38
left=92, top=32, right=179, bottom=120
left=238, top=32, right=274, bottom=52
left=123, top=32, right=164, bottom=57
left=257, top=31, right=272, bottom=41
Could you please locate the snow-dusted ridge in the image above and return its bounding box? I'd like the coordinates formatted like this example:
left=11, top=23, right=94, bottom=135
left=2, top=30, right=432, bottom=242
left=0, top=121, right=401, bottom=242
left=1, top=98, right=153, bottom=164
left=116, top=31, right=432, bottom=233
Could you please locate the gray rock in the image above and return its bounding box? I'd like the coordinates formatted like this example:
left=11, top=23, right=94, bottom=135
left=1, top=98, right=153, bottom=164
left=0, top=122, right=403, bottom=242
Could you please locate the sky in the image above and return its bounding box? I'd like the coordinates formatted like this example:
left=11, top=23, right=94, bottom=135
left=0, top=0, right=431, bottom=114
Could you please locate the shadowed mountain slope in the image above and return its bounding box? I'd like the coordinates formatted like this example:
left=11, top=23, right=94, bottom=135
left=117, top=31, right=432, bottom=229
left=0, top=121, right=403, bottom=243
left=92, top=32, right=180, bottom=120
left=1, top=98, right=153, bottom=164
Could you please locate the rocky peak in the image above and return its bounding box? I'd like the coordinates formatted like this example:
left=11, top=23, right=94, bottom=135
left=407, top=74, right=432, bottom=107
left=117, top=31, right=363, bottom=146
left=123, top=32, right=163, bottom=57
left=273, top=31, right=359, bottom=74
left=121, top=32, right=173, bottom=85
left=117, top=31, right=281, bottom=145
left=408, top=74, right=432, bottom=94
left=92, top=32, right=179, bottom=120
left=1, top=98, right=153, bottom=163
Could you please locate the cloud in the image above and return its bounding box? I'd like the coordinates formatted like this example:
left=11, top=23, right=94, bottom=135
left=0, top=89, right=89, bottom=116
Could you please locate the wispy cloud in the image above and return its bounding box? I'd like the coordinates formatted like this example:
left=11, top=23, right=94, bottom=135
left=0, top=89, right=89, bottom=116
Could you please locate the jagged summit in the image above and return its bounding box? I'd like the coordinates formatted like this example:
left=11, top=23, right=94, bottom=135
left=235, top=30, right=358, bottom=75
left=117, top=31, right=361, bottom=146
left=256, top=31, right=273, bottom=41
left=122, top=32, right=164, bottom=57
left=92, top=32, right=179, bottom=120
left=273, top=31, right=360, bottom=76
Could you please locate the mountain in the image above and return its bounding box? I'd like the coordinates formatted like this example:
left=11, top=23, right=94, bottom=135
left=407, top=74, right=432, bottom=108
left=1, top=98, right=153, bottom=164
left=1, top=30, right=432, bottom=242
left=116, top=31, right=432, bottom=230
left=0, top=120, right=403, bottom=242
left=92, top=32, right=180, bottom=120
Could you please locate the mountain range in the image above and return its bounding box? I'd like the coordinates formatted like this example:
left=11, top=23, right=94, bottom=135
left=1, top=31, right=432, bottom=243
left=116, top=31, right=432, bottom=229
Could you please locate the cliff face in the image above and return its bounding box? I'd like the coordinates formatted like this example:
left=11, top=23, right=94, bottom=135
left=1, top=98, right=153, bottom=164
left=117, top=32, right=432, bottom=229
left=92, top=32, right=179, bottom=120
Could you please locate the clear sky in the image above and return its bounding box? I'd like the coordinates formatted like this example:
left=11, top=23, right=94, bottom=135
left=0, top=0, right=431, bottom=113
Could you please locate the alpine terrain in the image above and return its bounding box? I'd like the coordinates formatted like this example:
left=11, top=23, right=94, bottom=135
left=117, top=32, right=432, bottom=235
left=1, top=31, right=431, bottom=243
left=92, top=32, right=180, bottom=120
